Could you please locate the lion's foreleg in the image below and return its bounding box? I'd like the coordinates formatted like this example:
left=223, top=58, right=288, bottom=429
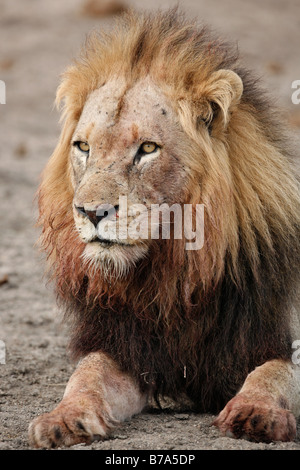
left=213, top=359, right=300, bottom=442
left=28, top=352, right=148, bottom=448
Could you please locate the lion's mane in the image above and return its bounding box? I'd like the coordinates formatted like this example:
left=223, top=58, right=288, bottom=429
left=38, top=9, right=300, bottom=411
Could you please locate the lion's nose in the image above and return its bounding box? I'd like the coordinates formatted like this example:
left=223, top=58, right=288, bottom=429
left=75, top=204, right=119, bottom=228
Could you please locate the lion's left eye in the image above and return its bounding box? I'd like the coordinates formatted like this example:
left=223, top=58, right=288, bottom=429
left=74, top=141, right=90, bottom=153
left=133, top=142, right=160, bottom=165
left=140, top=142, right=158, bottom=154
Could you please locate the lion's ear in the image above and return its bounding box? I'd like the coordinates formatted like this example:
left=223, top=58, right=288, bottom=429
left=199, top=69, right=243, bottom=130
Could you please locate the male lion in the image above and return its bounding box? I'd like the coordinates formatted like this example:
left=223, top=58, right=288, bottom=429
left=29, top=9, right=300, bottom=447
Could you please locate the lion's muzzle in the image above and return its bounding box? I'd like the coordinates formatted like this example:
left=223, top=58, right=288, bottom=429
left=75, top=203, right=119, bottom=229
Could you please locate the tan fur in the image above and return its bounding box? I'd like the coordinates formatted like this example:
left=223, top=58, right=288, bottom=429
left=29, top=9, right=300, bottom=447
left=213, top=360, right=300, bottom=441
left=29, top=352, right=146, bottom=447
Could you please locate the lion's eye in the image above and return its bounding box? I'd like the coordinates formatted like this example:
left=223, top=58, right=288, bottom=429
left=133, top=141, right=160, bottom=165
left=74, top=141, right=90, bottom=153
left=140, top=142, right=158, bottom=154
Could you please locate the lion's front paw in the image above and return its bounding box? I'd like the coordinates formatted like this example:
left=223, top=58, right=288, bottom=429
left=213, top=393, right=296, bottom=443
left=28, top=398, right=115, bottom=448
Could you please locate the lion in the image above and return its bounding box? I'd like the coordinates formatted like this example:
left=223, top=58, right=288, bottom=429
left=28, top=9, right=300, bottom=447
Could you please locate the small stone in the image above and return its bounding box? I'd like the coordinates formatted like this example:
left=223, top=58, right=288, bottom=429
left=174, top=414, right=189, bottom=420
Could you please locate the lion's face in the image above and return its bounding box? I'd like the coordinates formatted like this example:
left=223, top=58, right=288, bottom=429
left=71, top=77, right=192, bottom=272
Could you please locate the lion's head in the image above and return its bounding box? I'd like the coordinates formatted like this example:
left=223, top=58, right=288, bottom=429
left=69, top=63, right=243, bottom=272
left=38, top=9, right=299, bottom=341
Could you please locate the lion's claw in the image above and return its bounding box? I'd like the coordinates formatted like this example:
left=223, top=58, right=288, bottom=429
left=28, top=401, right=109, bottom=448
left=213, top=393, right=296, bottom=443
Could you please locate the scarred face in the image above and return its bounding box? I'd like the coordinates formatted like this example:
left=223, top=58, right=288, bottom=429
left=70, top=77, right=191, bottom=274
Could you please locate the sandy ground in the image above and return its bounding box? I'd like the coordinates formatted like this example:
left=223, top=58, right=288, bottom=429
left=0, top=0, right=300, bottom=451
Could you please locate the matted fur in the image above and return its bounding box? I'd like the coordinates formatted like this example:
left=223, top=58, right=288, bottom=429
left=38, top=9, right=300, bottom=412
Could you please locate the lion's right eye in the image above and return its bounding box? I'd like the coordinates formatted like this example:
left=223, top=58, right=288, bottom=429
left=140, top=142, right=157, bottom=154
left=73, top=141, right=90, bottom=154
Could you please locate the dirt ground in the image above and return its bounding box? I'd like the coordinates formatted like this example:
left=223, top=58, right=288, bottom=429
left=0, top=0, right=300, bottom=451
